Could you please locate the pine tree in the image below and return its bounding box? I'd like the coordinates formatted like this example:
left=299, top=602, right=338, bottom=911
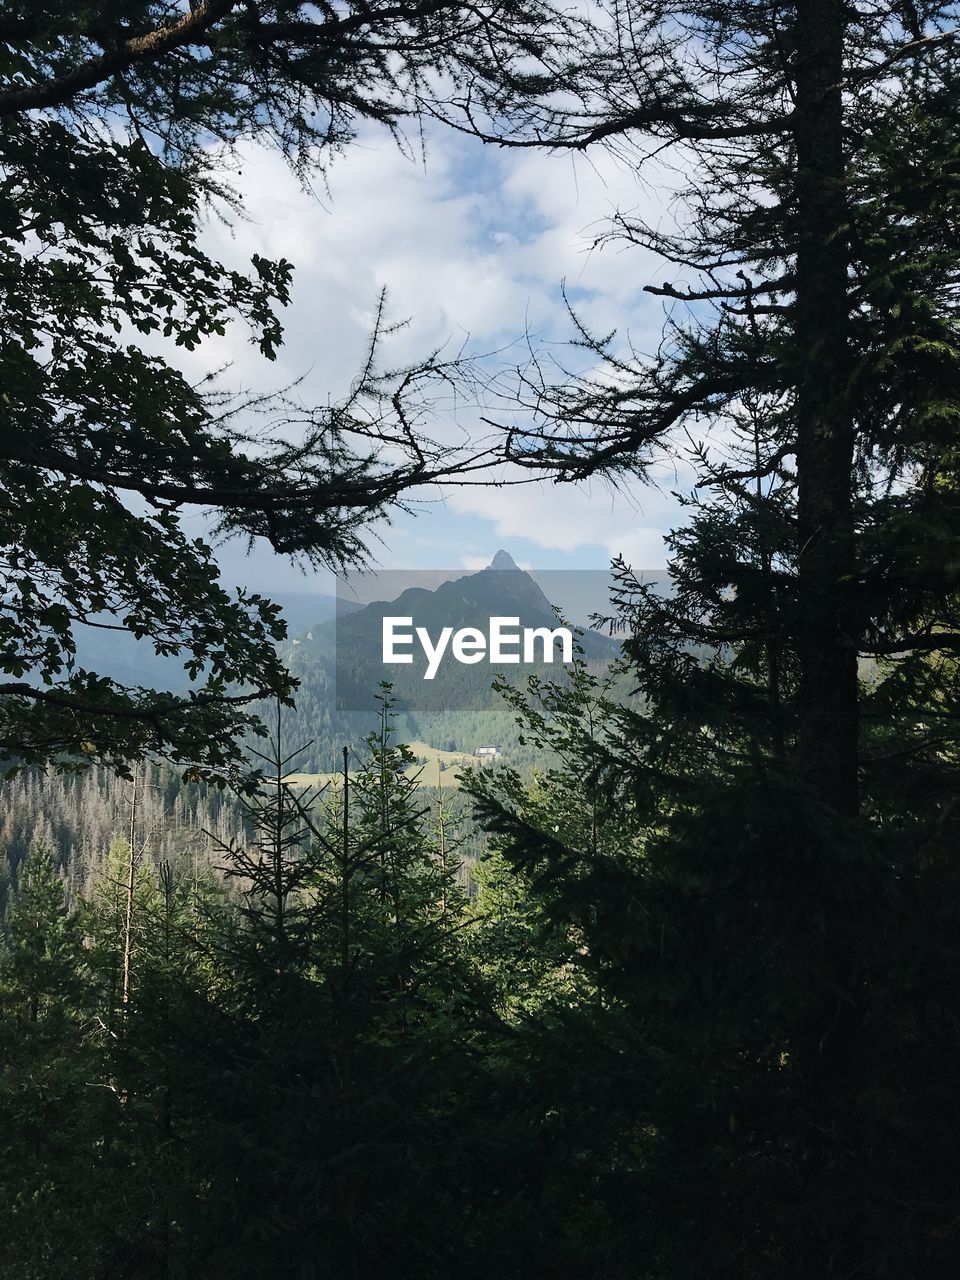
left=468, top=4, right=960, bottom=1274
left=156, top=691, right=489, bottom=1277
left=0, top=846, right=109, bottom=1277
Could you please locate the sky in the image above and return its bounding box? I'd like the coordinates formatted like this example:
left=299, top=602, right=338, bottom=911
left=178, top=123, right=699, bottom=595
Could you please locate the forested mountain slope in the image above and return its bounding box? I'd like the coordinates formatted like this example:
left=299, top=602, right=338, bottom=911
left=272, top=552, right=624, bottom=771
left=0, top=763, right=247, bottom=913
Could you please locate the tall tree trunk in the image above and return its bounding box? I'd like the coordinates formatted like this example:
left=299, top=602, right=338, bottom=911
left=792, top=14, right=867, bottom=1272
left=436, top=773, right=447, bottom=919
left=338, top=745, right=357, bottom=1256
left=122, top=768, right=138, bottom=1012
left=793, top=0, right=859, bottom=818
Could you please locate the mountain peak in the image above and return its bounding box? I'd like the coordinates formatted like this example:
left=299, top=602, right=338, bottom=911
left=489, top=549, right=519, bottom=571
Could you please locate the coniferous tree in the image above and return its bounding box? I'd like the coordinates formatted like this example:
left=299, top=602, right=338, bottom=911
left=144, top=692, right=488, bottom=1277
left=463, top=4, right=960, bottom=1274
left=0, top=846, right=109, bottom=1277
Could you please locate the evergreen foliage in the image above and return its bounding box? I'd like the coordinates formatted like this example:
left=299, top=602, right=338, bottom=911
left=0, top=698, right=521, bottom=1277
left=460, top=3, right=960, bottom=1273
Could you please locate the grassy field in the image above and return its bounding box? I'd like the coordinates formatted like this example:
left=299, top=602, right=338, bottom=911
left=284, top=740, right=476, bottom=790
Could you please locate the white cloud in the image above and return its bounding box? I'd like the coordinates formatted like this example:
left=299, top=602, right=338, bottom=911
left=161, top=123, right=700, bottom=575
left=603, top=527, right=668, bottom=570
left=182, top=128, right=678, bottom=396
left=446, top=477, right=676, bottom=565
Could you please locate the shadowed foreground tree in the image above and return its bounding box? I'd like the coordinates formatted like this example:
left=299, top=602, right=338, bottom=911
left=486, top=0, right=960, bottom=814
left=467, top=1, right=960, bottom=1274
left=0, top=847, right=111, bottom=1277
left=0, top=0, right=584, bottom=782
left=189, top=696, right=487, bottom=1277
left=59, top=695, right=498, bottom=1278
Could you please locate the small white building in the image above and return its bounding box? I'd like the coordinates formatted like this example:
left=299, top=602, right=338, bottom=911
left=475, top=745, right=502, bottom=759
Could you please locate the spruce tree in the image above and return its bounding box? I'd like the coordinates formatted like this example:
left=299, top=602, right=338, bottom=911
left=469, top=4, right=960, bottom=1273
left=0, top=846, right=109, bottom=1277
left=169, top=692, right=488, bottom=1277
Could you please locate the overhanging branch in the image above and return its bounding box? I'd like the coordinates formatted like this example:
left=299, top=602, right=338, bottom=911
left=0, top=681, right=286, bottom=721
left=0, top=0, right=239, bottom=116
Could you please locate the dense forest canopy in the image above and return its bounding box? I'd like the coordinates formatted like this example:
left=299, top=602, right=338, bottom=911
left=3, top=0, right=960, bottom=1277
